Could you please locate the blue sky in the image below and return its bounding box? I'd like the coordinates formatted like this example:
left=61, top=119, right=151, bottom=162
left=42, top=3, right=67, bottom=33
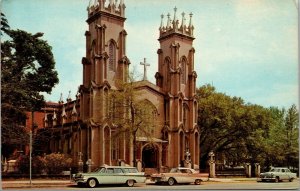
left=2, top=0, right=298, bottom=109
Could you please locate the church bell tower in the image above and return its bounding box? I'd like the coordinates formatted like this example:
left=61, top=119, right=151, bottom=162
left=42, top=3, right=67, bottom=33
left=156, top=7, right=199, bottom=168
left=80, top=0, right=130, bottom=122
left=79, top=0, right=130, bottom=167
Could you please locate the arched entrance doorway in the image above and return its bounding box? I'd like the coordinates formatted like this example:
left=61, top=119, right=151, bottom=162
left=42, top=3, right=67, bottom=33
left=142, top=144, right=158, bottom=168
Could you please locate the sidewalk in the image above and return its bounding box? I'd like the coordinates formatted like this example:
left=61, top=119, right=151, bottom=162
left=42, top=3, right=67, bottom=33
left=2, top=179, right=73, bottom=189
left=2, top=178, right=258, bottom=189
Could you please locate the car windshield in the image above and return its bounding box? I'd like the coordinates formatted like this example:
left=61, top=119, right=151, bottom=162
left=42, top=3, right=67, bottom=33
left=92, top=167, right=105, bottom=173
left=270, top=168, right=281, bottom=172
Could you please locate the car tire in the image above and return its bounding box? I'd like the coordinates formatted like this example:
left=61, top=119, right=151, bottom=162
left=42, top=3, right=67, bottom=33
left=126, top=179, right=135, bottom=187
left=289, top=178, right=294, bottom=182
left=87, top=178, right=97, bottom=188
left=168, top=178, right=176, bottom=186
left=195, top=179, right=201, bottom=185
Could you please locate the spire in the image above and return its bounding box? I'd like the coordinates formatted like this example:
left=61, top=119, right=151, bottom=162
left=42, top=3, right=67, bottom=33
left=76, top=91, right=81, bottom=101
left=67, top=90, right=72, bottom=102
left=166, top=13, right=171, bottom=29
left=188, top=12, right=194, bottom=36
left=94, top=0, right=99, bottom=7
left=172, top=7, right=178, bottom=29
left=58, top=93, right=64, bottom=104
left=53, top=110, right=57, bottom=120
left=180, top=12, right=186, bottom=30
left=160, top=14, right=164, bottom=30
left=120, top=0, right=124, bottom=5
left=72, top=104, right=78, bottom=116
left=109, top=0, right=114, bottom=6
left=61, top=105, right=67, bottom=118
left=89, top=0, right=93, bottom=8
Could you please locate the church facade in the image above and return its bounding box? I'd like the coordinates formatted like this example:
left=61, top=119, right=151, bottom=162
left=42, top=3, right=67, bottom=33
left=44, top=0, right=199, bottom=172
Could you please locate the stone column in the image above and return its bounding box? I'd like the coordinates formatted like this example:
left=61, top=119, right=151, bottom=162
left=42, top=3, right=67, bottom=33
left=255, top=163, right=260, bottom=177
left=245, top=163, right=251, bottom=178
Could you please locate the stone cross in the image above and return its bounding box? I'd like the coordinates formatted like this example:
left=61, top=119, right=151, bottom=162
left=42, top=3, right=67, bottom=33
left=140, top=58, right=150, bottom=81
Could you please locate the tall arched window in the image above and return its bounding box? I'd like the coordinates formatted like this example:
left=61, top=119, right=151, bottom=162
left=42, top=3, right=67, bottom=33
left=183, top=104, right=189, bottom=129
left=109, top=41, right=116, bottom=71
left=181, top=58, right=187, bottom=84
left=164, top=57, right=171, bottom=91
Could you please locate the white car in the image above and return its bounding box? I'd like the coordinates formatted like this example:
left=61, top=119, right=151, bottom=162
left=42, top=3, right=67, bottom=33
left=73, top=165, right=146, bottom=188
left=259, top=167, right=297, bottom=182
left=151, top=167, right=208, bottom=186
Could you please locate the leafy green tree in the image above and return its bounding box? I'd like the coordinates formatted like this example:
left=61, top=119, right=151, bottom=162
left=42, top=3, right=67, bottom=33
left=1, top=13, right=10, bottom=35
left=1, top=27, right=59, bottom=157
left=104, top=77, right=157, bottom=166
left=264, top=105, right=299, bottom=170
left=196, top=84, right=272, bottom=169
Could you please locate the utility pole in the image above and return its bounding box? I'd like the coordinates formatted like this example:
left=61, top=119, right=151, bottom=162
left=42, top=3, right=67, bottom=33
left=30, top=110, right=34, bottom=187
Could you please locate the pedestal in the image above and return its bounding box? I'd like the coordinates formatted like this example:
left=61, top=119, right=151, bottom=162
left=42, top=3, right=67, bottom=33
left=255, top=163, right=260, bottom=177
left=209, top=161, right=215, bottom=178
left=245, top=163, right=251, bottom=178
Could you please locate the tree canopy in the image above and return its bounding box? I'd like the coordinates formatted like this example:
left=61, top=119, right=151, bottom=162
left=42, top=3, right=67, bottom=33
left=197, top=84, right=298, bottom=171
left=1, top=16, right=59, bottom=157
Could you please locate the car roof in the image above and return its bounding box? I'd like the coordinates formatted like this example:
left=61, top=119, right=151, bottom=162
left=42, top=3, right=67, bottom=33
left=173, top=167, right=193, bottom=170
left=272, top=167, right=288, bottom=169
left=100, top=165, right=136, bottom=169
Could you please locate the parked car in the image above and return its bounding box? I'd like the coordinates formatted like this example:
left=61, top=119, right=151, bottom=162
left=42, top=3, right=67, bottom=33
left=73, top=165, right=146, bottom=188
left=258, top=167, right=297, bottom=182
left=150, top=167, right=208, bottom=186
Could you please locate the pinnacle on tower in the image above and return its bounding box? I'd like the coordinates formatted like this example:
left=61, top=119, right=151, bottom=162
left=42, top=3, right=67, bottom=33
left=94, top=0, right=99, bottom=7
left=72, top=103, right=78, bottom=116
left=158, top=7, right=194, bottom=39
left=180, top=12, right=186, bottom=31
left=160, top=14, right=164, bottom=30
left=67, top=90, right=72, bottom=102
left=172, top=7, right=179, bottom=30
left=166, top=13, right=171, bottom=29
left=58, top=93, right=64, bottom=104
left=61, top=105, right=67, bottom=118
left=188, top=12, right=194, bottom=36
left=52, top=109, right=57, bottom=120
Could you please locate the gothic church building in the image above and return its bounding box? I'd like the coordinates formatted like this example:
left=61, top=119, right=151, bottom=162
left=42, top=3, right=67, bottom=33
left=45, top=0, right=199, bottom=172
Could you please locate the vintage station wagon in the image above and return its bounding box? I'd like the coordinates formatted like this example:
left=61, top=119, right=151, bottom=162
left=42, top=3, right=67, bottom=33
left=73, top=165, right=146, bottom=188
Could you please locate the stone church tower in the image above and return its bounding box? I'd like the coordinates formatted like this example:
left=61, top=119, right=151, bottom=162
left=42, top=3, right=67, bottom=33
left=79, top=0, right=131, bottom=167
left=46, top=1, right=199, bottom=172
left=155, top=8, right=199, bottom=168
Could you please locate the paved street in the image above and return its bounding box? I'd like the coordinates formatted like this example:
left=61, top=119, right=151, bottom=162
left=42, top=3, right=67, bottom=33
left=2, top=178, right=299, bottom=190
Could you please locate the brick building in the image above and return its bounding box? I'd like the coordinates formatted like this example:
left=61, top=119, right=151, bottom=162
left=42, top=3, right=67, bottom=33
left=42, top=0, right=200, bottom=172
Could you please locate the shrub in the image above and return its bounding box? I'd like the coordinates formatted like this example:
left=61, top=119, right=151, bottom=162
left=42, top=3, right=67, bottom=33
left=16, top=155, right=46, bottom=174
left=45, top=153, right=72, bottom=174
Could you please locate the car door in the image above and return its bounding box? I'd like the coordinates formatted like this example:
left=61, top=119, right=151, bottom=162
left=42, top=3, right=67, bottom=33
left=99, top=168, right=115, bottom=184
left=178, top=169, right=192, bottom=183
left=113, top=168, right=125, bottom=183
left=281, top=169, right=288, bottom=180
